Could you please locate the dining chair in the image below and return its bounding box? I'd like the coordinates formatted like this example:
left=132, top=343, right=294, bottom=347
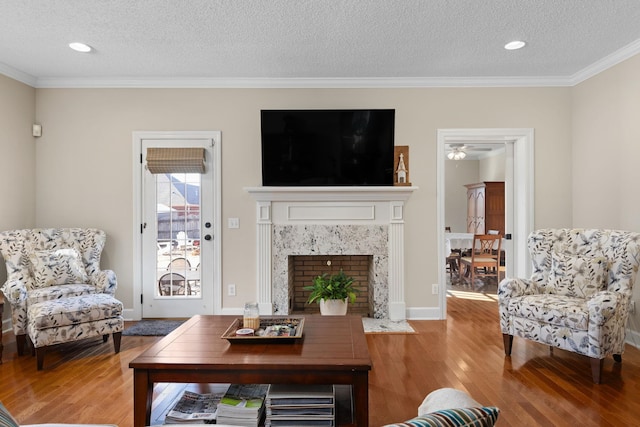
left=459, top=234, right=502, bottom=288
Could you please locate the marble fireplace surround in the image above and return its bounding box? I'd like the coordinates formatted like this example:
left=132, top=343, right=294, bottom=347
left=245, top=186, right=417, bottom=320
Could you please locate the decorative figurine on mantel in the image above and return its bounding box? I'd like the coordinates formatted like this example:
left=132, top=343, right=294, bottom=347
left=394, top=145, right=412, bottom=186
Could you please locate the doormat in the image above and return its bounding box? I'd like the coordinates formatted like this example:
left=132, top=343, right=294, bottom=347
left=362, top=318, right=416, bottom=334
left=122, top=320, right=185, bottom=336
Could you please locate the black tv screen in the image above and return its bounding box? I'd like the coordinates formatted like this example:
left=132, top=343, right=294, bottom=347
left=260, top=109, right=395, bottom=186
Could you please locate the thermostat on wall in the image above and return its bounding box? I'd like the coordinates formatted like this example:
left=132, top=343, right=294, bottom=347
left=32, top=124, right=42, bottom=137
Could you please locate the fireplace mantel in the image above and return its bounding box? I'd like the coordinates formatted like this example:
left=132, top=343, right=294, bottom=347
left=245, top=185, right=417, bottom=320
left=245, top=186, right=418, bottom=202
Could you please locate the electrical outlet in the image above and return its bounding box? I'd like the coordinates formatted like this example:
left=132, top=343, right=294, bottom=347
left=228, top=283, right=236, bottom=296
left=432, top=284, right=439, bottom=295
left=631, top=300, right=636, bottom=314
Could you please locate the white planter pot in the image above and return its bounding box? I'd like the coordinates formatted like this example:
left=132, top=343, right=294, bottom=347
left=319, top=298, right=348, bottom=315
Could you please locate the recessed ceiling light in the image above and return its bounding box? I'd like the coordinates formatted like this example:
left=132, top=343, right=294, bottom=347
left=504, top=40, right=526, bottom=50
left=69, top=42, right=93, bottom=53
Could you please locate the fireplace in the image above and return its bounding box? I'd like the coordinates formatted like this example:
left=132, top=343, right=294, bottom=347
left=246, top=186, right=416, bottom=320
left=290, top=255, right=373, bottom=316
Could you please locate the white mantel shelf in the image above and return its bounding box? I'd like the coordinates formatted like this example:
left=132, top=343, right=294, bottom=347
left=245, top=186, right=418, bottom=202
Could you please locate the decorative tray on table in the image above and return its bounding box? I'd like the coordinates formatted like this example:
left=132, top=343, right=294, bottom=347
left=221, top=316, right=305, bottom=343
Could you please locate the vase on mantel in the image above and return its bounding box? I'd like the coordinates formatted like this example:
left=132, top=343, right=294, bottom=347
left=319, top=298, right=349, bottom=316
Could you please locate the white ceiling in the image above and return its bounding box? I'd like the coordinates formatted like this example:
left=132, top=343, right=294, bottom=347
left=1, top=0, right=640, bottom=88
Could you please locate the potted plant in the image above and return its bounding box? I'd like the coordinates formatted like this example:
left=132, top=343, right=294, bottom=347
left=304, top=269, right=358, bottom=315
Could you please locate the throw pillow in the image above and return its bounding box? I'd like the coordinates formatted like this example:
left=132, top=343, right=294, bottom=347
left=29, top=248, right=89, bottom=288
left=0, top=402, right=19, bottom=427
left=547, top=252, right=608, bottom=298
left=383, top=406, right=500, bottom=427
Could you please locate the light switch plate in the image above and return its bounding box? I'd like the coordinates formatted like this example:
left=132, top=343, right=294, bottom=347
left=228, top=218, right=240, bottom=229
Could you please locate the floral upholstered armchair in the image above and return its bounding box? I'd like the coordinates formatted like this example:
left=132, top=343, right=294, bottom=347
left=499, top=229, right=640, bottom=383
left=0, top=228, right=123, bottom=369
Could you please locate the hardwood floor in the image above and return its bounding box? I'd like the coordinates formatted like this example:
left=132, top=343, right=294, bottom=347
left=2, top=294, right=640, bottom=426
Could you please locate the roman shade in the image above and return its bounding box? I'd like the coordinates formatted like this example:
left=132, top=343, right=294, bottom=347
left=146, top=147, right=205, bottom=174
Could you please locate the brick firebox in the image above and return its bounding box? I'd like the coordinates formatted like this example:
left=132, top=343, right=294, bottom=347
left=290, top=255, right=372, bottom=316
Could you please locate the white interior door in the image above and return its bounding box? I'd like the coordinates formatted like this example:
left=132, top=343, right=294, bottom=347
left=139, top=136, right=219, bottom=318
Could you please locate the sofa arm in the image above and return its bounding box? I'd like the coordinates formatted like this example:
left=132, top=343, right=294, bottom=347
left=498, top=278, right=539, bottom=301
left=1, top=279, right=28, bottom=306
left=90, top=269, right=118, bottom=295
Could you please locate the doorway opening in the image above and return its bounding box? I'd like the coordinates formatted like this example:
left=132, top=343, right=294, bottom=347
left=437, top=129, right=535, bottom=318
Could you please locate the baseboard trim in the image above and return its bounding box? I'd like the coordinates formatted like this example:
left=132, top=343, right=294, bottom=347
left=406, top=306, right=443, bottom=320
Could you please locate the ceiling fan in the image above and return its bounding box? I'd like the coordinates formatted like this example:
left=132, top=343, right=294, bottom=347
left=446, top=143, right=493, bottom=160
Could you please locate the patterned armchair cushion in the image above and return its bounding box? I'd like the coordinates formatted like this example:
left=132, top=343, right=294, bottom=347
left=507, top=294, right=589, bottom=330
left=547, top=252, right=608, bottom=298
left=28, top=248, right=89, bottom=288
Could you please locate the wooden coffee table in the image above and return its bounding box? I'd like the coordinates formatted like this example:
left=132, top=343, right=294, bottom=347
left=129, top=314, right=372, bottom=426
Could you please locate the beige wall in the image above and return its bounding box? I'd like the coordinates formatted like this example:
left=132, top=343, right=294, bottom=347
left=572, top=54, right=640, bottom=333
left=444, top=160, right=478, bottom=233
left=0, top=75, right=36, bottom=231
left=31, top=86, right=572, bottom=316
left=0, top=74, right=36, bottom=328
left=479, top=151, right=506, bottom=182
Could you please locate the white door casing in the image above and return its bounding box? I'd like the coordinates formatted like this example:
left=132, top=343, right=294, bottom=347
left=132, top=131, right=221, bottom=320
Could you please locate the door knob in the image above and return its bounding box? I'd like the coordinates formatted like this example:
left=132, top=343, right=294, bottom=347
left=205, top=222, right=212, bottom=228
left=204, top=235, right=212, bottom=241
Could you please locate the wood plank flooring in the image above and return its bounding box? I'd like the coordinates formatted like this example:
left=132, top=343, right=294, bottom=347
left=2, top=291, right=640, bottom=426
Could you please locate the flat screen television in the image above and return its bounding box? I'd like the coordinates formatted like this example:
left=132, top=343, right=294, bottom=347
left=260, top=109, right=395, bottom=186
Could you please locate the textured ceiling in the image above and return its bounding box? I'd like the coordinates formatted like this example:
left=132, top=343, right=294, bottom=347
left=1, top=0, right=640, bottom=87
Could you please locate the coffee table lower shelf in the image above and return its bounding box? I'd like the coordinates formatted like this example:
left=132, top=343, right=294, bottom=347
left=150, top=383, right=355, bottom=427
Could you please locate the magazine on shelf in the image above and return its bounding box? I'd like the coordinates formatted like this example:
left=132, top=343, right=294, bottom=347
left=265, top=384, right=335, bottom=427
left=216, top=384, right=270, bottom=417
left=164, top=390, right=225, bottom=424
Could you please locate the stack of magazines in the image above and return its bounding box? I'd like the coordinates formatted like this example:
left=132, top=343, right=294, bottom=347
left=216, top=384, right=270, bottom=427
left=265, top=384, right=335, bottom=427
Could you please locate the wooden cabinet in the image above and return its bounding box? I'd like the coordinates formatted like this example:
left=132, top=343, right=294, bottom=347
left=464, top=182, right=504, bottom=235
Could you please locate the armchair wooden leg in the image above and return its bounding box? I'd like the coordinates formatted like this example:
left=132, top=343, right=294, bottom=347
left=613, top=354, right=622, bottom=363
left=502, top=334, right=513, bottom=356
left=16, top=334, right=27, bottom=356
left=112, top=332, right=122, bottom=353
left=590, top=358, right=603, bottom=384
left=102, top=334, right=109, bottom=343
left=36, top=347, right=45, bottom=371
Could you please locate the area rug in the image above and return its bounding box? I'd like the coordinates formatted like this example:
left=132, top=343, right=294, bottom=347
left=362, top=318, right=415, bottom=334
left=122, top=320, right=185, bottom=336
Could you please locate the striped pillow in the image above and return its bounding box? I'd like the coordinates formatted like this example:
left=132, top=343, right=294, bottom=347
left=384, top=406, right=500, bottom=427
left=0, top=402, right=19, bottom=427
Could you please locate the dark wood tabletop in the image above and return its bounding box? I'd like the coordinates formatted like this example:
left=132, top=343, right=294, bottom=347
left=130, top=314, right=372, bottom=426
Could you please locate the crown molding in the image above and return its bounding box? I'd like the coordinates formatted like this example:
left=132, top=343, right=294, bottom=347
left=0, top=62, right=37, bottom=87
left=32, top=75, right=573, bottom=89
left=570, top=38, right=640, bottom=85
